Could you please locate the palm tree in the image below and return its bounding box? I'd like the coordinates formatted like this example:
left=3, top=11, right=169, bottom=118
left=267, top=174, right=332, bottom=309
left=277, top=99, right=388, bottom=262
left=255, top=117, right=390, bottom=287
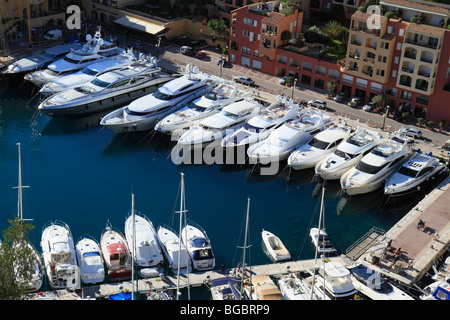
left=321, top=21, right=344, bottom=41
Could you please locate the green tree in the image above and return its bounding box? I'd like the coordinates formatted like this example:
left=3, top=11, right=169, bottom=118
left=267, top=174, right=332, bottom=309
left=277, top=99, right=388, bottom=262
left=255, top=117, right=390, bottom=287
left=0, top=217, right=36, bottom=300
left=207, top=19, right=227, bottom=41
left=321, top=20, right=345, bottom=41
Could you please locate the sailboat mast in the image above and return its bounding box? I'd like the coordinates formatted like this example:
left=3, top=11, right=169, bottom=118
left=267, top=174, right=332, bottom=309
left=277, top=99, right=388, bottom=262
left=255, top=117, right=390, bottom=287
left=131, top=193, right=135, bottom=300
left=239, top=197, right=250, bottom=299
left=15, top=143, right=30, bottom=221
left=177, top=173, right=184, bottom=300
left=310, top=185, right=325, bottom=300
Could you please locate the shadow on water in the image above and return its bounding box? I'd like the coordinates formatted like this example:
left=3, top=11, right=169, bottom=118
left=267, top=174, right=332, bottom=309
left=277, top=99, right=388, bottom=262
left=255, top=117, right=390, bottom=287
left=102, top=129, right=175, bottom=155
left=244, top=160, right=291, bottom=183
left=38, top=110, right=111, bottom=135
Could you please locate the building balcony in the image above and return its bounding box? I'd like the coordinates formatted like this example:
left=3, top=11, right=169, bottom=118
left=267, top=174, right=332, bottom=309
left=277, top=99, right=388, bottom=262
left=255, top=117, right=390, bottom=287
left=404, top=38, right=439, bottom=50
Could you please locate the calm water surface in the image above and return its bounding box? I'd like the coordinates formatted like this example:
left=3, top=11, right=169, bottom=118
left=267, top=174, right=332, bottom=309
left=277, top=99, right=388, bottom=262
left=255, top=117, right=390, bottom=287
left=0, top=78, right=424, bottom=294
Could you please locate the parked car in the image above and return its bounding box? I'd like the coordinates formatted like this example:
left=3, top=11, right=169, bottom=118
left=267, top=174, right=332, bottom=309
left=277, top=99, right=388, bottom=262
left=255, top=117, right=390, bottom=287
left=348, top=97, right=363, bottom=108
left=233, top=75, right=254, bottom=86
left=441, top=139, right=450, bottom=157
left=308, top=99, right=327, bottom=109
left=180, top=46, right=194, bottom=56
left=195, top=50, right=207, bottom=59
left=403, top=127, right=422, bottom=139
left=363, top=102, right=376, bottom=112
left=279, top=76, right=288, bottom=85
left=279, top=76, right=295, bottom=86
left=217, top=57, right=225, bottom=66
left=333, top=93, right=346, bottom=102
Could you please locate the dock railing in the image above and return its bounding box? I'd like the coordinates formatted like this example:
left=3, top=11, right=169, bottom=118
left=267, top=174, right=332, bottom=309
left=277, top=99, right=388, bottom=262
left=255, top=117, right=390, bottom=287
left=345, top=226, right=386, bottom=260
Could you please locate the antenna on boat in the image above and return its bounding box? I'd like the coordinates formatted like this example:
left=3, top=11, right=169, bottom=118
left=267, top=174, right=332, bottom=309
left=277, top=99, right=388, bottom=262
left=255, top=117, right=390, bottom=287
left=131, top=193, right=136, bottom=301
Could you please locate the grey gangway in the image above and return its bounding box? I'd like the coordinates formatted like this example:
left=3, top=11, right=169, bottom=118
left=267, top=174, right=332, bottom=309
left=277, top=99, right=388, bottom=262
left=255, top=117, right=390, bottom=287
left=345, top=227, right=386, bottom=261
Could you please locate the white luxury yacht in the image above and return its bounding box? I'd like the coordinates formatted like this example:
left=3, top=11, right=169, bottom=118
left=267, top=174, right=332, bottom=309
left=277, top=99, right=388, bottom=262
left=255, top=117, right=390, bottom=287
left=124, top=210, right=164, bottom=278
left=157, top=225, right=192, bottom=275
left=75, top=235, right=105, bottom=285
left=221, top=95, right=301, bottom=149
left=181, top=222, right=215, bottom=271
left=40, top=220, right=81, bottom=290
left=154, top=81, right=247, bottom=138
left=100, top=64, right=218, bottom=133
left=384, top=150, right=447, bottom=196
left=247, top=108, right=331, bottom=164
left=39, top=49, right=136, bottom=95
left=25, top=28, right=123, bottom=87
left=315, top=127, right=382, bottom=180
left=38, top=56, right=174, bottom=117
left=306, top=261, right=358, bottom=300
left=287, top=121, right=353, bottom=170
left=340, top=130, right=413, bottom=196
left=2, top=42, right=82, bottom=77
left=177, top=98, right=261, bottom=149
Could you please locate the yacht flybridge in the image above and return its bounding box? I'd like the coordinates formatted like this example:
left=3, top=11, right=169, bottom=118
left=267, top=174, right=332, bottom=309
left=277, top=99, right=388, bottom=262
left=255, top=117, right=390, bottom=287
left=38, top=56, right=174, bottom=117
left=25, top=28, right=123, bottom=87
left=155, top=81, right=248, bottom=138
left=100, top=64, right=218, bottom=133
left=39, top=49, right=136, bottom=95
left=340, top=130, right=413, bottom=196
left=315, top=127, right=382, bottom=180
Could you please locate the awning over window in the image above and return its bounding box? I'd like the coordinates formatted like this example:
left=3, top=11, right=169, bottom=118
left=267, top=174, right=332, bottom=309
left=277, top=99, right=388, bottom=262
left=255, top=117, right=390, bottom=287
left=114, top=15, right=166, bottom=35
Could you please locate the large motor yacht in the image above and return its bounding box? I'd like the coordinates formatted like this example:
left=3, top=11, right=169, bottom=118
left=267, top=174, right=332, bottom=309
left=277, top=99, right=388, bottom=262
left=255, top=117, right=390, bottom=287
left=38, top=56, right=174, bottom=117
left=25, top=28, right=123, bottom=87
left=40, top=220, right=81, bottom=290
left=39, top=49, right=136, bottom=95
left=247, top=108, right=331, bottom=164
left=287, top=121, right=353, bottom=170
left=154, top=81, right=247, bottom=138
left=340, top=130, right=413, bottom=196
left=2, top=42, right=82, bottom=78
left=177, top=98, right=261, bottom=150
left=221, top=95, right=301, bottom=149
left=315, top=127, right=382, bottom=180
left=384, top=150, right=446, bottom=196
left=100, top=64, right=218, bottom=133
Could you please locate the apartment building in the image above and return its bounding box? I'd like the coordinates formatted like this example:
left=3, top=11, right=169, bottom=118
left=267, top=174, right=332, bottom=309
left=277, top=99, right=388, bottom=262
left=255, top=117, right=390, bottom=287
left=229, top=1, right=303, bottom=75
left=341, top=0, right=450, bottom=122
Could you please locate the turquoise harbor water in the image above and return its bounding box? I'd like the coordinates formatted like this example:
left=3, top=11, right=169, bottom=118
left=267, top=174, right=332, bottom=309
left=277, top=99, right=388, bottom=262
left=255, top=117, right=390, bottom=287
left=0, top=78, right=430, bottom=296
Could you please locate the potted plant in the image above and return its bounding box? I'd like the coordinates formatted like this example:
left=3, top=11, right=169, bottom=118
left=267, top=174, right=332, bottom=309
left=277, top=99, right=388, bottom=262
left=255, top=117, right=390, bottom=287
left=417, top=117, right=424, bottom=127
left=439, top=120, right=447, bottom=132
left=426, top=120, right=435, bottom=130
left=402, top=112, right=410, bottom=123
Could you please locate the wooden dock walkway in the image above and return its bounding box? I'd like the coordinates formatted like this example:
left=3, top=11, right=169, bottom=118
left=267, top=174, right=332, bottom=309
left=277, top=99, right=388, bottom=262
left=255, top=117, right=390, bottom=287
left=51, top=257, right=348, bottom=300
left=357, top=175, right=450, bottom=288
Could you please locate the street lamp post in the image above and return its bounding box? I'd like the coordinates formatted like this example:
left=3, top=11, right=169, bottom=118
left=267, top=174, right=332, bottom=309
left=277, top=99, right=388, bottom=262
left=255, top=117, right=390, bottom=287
left=382, top=106, right=389, bottom=130
left=291, top=78, right=297, bottom=99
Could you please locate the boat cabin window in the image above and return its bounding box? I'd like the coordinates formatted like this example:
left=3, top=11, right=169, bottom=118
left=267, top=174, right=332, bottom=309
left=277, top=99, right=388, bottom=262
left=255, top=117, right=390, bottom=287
left=81, top=67, right=98, bottom=76
left=220, top=110, right=239, bottom=119
left=397, top=166, right=419, bottom=177
left=100, top=48, right=119, bottom=57
left=42, top=52, right=57, bottom=59
left=417, top=166, right=434, bottom=178
left=193, top=249, right=214, bottom=260
left=244, top=123, right=262, bottom=133
left=334, top=149, right=356, bottom=159
left=308, top=137, right=329, bottom=150
left=388, top=156, right=405, bottom=168
left=64, top=56, right=81, bottom=64
left=187, top=101, right=207, bottom=112
left=356, top=161, right=388, bottom=174
left=91, top=78, right=110, bottom=88
left=108, top=79, right=130, bottom=89
left=130, top=77, right=146, bottom=84
left=153, top=89, right=171, bottom=101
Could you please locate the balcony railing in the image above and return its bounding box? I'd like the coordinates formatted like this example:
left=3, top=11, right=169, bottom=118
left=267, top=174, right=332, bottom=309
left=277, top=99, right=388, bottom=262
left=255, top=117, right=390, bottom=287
left=405, top=38, right=438, bottom=50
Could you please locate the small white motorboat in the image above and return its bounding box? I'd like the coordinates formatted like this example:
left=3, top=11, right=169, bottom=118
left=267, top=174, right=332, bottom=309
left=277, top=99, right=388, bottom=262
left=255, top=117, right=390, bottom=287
left=181, top=222, right=215, bottom=271
left=278, top=273, right=319, bottom=300
left=309, top=227, right=337, bottom=254
left=75, top=235, right=105, bottom=285
left=261, top=229, right=291, bottom=261
left=124, top=209, right=164, bottom=278
left=100, top=222, right=132, bottom=281
left=157, top=225, right=192, bottom=275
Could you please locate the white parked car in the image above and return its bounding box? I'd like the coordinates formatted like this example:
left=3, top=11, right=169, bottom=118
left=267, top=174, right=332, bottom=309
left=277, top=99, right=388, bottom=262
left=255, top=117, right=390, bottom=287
left=233, top=75, right=254, bottom=86
left=308, top=99, right=327, bottom=109
left=404, top=127, right=422, bottom=139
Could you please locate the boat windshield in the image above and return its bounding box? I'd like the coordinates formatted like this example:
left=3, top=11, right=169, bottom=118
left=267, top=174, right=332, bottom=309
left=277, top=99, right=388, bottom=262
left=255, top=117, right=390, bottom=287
left=347, top=135, right=371, bottom=147
left=205, top=92, right=223, bottom=100
left=91, top=78, right=110, bottom=88
left=309, top=137, right=329, bottom=150
left=64, top=56, right=81, bottom=64
left=244, top=122, right=261, bottom=133
left=397, top=166, right=419, bottom=177
left=81, top=67, right=98, bottom=76
left=356, top=161, right=388, bottom=174
left=192, top=238, right=209, bottom=248
left=187, top=101, right=207, bottom=112
left=153, top=89, right=171, bottom=100
left=220, top=110, right=239, bottom=119
left=334, top=149, right=356, bottom=159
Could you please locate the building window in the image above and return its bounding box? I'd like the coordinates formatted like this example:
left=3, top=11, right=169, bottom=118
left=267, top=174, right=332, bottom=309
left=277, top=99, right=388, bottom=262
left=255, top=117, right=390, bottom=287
left=401, top=91, right=412, bottom=100
left=242, top=46, right=251, bottom=55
